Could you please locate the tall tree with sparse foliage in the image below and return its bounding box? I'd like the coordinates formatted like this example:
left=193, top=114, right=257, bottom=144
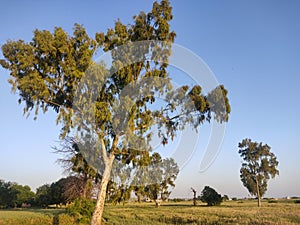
left=238, top=138, right=279, bottom=207
left=0, top=1, right=230, bottom=224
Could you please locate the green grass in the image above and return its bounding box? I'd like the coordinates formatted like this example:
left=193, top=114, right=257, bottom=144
left=0, top=200, right=299, bottom=225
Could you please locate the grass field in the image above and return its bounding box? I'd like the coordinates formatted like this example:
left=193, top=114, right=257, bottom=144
left=0, top=200, right=299, bottom=225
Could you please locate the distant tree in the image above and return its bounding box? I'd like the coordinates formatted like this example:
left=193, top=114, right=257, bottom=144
left=191, top=188, right=197, bottom=206
left=49, top=178, right=68, bottom=205
left=200, top=186, right=222, bottom=206
left=0, top=180, right=14, bottom=208
left=35, top=184, right=52, bottom=207
left=63, top=176, right=89, bottom=202
left=49, top=176, right=88, bottom=205
left=55, top=137, right=101, bottom=199
left=238, top=138, right=279, bottom=207
left=9, top=184, right=35, bottom=207
left=106, top=166, right=132, bottom=205
left=160, top=158, right=179, bottom=200
left=142, top=153, right=179, bottom=204
left=222, top=194, right=229, bottom=201
left=132, top=185, right=145, bottom=203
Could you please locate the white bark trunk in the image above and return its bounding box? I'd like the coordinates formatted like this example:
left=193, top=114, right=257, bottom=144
left=90, top=156, right=114, bottom=225
left=90, top=137, right=117, bottom=225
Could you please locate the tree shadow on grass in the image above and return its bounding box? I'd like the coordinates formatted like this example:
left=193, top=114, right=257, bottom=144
left=52, top=214, right=59, bottom=225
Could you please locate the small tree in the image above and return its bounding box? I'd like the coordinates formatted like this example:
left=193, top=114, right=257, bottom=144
left=200, top=186, right=222, bottom=206
left=222, top=195, right=229, bottom=201
left=238, top=138, right=279, bottom=207
left=191, top=188, right=197, bottom=206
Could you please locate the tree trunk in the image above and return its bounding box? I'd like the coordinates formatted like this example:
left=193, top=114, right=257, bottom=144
left=82, top=174, right=88, bottom=199
left=137, top=193, right=141, bottom=203
left=90, top=156, right=114, bottom=225
left=255, top=177, right=261, bottom=207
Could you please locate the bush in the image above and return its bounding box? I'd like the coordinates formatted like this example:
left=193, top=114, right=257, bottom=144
left=294, top=200, right=300, bottom=204
left=200, top=186, right=222, bottom=206
left=171, top=198, right=184, bottom=202
left=268, top=200, right=278, bottom=203
left=67, top=198, right=95, bottom=223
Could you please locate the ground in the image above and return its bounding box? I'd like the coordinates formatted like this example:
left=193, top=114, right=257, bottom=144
left=0, top=199, right=299, bottom=225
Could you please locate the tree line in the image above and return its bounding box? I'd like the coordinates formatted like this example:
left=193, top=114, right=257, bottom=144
left=0, top=176, right=83, bottom=208
left=0, top=138, right=179, bottom=209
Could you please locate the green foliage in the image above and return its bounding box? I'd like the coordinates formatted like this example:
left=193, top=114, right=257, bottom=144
left=0, top=0, right=230, bottom=168
left=238, top=138, right=279, bottom=201
left=144, top=156, right=178, bottom=201
left=34, top=176, right=89, bottom=207
left=35, top=184, right=52, bottom=207
left=200, top=186, right=222, bottom=206
left=0, top=180, right=35, bottom=208
left=105, top=153, right=179, bottom=205
left=10, top=184, right=35, bottom=207
left=0, top=24, right=95, bottom=130
left=170, top=198, right=184, bottom=202
left=49, top=178, right=69, bottom=205
left=67, top=197, right=95, bottom=223
left=0, top=180, right=13, bottom=208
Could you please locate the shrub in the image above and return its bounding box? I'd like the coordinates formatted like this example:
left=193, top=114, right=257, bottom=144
left=294, top=200, right=300, bottom=204
left=171, top=198, right=184, bottom=202
left=67, top=198, right=95, bottom=223
left=200, top=186, right=222, bottom=206
left=268, top=200, right=278, bottom=203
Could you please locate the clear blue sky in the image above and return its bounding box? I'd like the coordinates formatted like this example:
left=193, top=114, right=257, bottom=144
left=0, top=0, right=299, bottom=199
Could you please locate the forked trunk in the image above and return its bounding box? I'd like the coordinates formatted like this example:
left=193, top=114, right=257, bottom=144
left=255, top=176, right=261, bottom=207
left=90, top=156, right=114, bottom=225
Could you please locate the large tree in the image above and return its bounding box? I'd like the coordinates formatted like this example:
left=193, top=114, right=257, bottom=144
left=238, top=138, right=279, bottom=207
left=1, top=1, right=230, bottom=224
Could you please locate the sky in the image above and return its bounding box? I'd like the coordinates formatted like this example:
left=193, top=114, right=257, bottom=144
left=0, top=0, right=300, bottom=199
